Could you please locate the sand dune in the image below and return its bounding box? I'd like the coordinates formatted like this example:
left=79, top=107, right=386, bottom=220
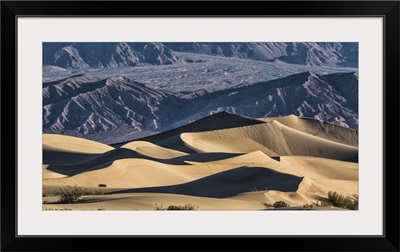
left=43, top=134, right=114, bottom=154
left=110, top=166, right=303, bottom=198
left=302, top=178, right=359, bottom=197
left=43, top=114, right=358, bottom=210
left=186, top=151, right=277, bottom=165
left=161, top=152, right=239, bottom=165
left=121, top=141, right=188, bottom=159
left=42, top=193, right=265, bottom=210
left=280, top=156, right=358, bottom=180
left=188, top=151, right=357, bottom=183
left=112, top=112, right=264, bottom=153
left=181, top=120, right=357, bottom=161
left=120, top=111, right=264, bottom=145
left=259, top=115, right=358, bottom=147
left=44, top=157, right=290, bottom=189
left=42, top=165, right=67, bottom=179
left=180, top=136, right=278, bottom=156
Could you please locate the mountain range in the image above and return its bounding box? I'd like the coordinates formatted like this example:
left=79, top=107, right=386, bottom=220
left=43, top=71, right=358, bottom=143
left=43, top=42, right=358, bottom=70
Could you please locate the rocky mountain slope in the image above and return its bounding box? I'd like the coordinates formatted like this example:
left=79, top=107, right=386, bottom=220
left=43, top=71, right=358, bottom=143
left=43, top=42, right=358, bottom=70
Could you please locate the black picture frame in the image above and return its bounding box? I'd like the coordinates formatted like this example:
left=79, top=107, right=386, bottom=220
left=1, top=1, right=399, bottom=251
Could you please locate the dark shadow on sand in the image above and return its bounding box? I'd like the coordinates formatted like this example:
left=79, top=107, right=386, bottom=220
left=45, top=148, right=241, bottom=176
left=108, top=167, right=303, bottom=198
left=45, top=148, right=147, bottom=176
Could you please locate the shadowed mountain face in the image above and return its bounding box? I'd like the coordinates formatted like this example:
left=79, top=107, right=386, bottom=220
left=43, top=42, right=358, bottom=69
left=110, top=167, right=303, bottom=198
left=43, top=71, right=358, bottom=144
left=43, top=75, right=171, bottom=135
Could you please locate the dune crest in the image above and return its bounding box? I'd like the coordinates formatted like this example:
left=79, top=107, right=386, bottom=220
left=43, top=134, right=114, bottom=154
left=260, top=114, right=358, bottom=147
left=181, top=118, right=357, bottom=161
left=121, top=141, right=188, bottom=159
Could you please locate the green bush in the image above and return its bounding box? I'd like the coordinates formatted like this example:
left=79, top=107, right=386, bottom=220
left=272, top=201, right=290, bottom=208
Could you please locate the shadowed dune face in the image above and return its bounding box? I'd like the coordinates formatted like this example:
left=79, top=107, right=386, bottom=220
left=121, top=141, right=188, bottom=159
left=161, top=152, right=239, bottom=165
left=44, top=144, right=241, bottom=176
left=109, top=167, right=303, bottom=198
left=112, top=111, right=265, bottom=148
left=182, top=137, right=278, bottom=156
left=43, top=113, right=358, bottom=210
left=44, top=148, right=142, bottom=176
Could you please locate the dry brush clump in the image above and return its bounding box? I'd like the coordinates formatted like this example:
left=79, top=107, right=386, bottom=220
left=53, top=185, right=104, bottom=203
left=302, top=192, right=358, bottom=210
left=326, top=191, right=358, bottom=210
left=262, top=201, right=290, bottom=209
left=303, top=203, right=314, bottom=209
left=155, top=203, right=199, bottom=210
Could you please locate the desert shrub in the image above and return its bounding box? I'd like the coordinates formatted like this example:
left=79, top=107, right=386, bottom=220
left=272, top=201, right=290, bottom=208
left=167, top=204, right=198, bottom=210
left=346, top=195, right=358, bottom=210
left=54, top=185, right=87, bottom=203
left=327, top=191, right=358, bottom=210
left=262, top=201, right=290, bottom=209
left=84, top=189, right=103, bottom=195
left=316, top=200, right=332, bottom=207
left=98, top=184, right=107, bottom=188
left=155, top=203, right=198, bottom=210
left=45, top=207, right=72, bottom=211
left=42, top=193, right=47, bottom=197
left=327, top=191, right=345, bottom=205
left=261, top=202, right=273, bottom=209
left=154, top=203, right=165, bottom=210
left=303, top=203, right=314, bottom=209
left=54, top=185, right=104, bottom=203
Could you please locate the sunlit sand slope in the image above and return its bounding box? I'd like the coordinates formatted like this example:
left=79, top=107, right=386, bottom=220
left=181, top=119, right=357, bottom=161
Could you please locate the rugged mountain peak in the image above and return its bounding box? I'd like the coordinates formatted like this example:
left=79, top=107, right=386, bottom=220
left=43, top=42, right=358, bottom=71
left=43, top=42, right=182, bottom=69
